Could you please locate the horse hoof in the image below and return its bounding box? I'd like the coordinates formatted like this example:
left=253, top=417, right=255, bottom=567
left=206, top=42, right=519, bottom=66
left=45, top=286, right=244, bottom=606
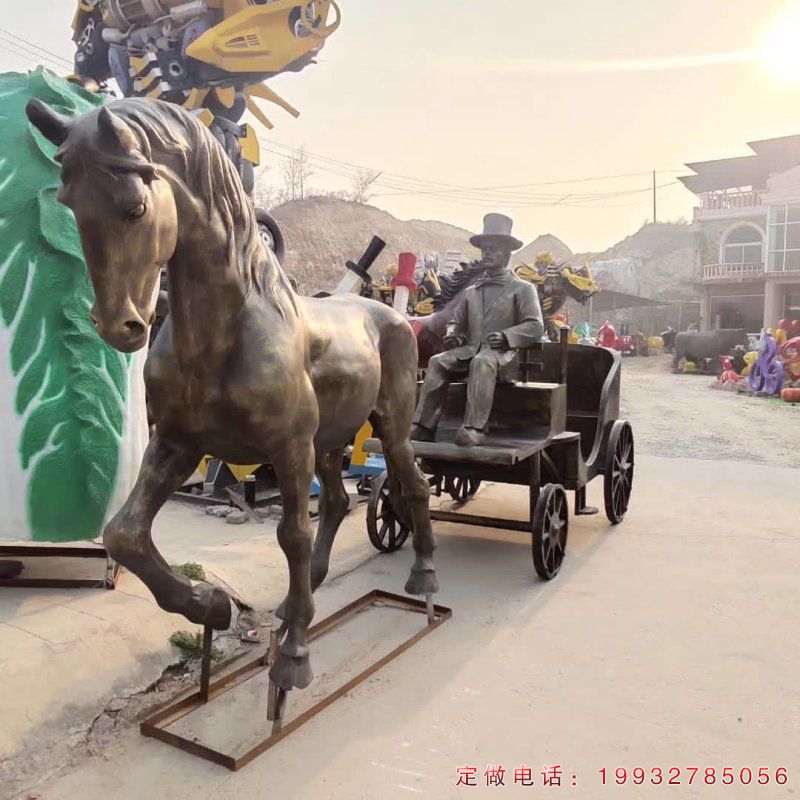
left=192, top=583, right=232, bottom=630
left=405, top=569, right=439, bottom=596
left=270, top=652, right=314, bottom=691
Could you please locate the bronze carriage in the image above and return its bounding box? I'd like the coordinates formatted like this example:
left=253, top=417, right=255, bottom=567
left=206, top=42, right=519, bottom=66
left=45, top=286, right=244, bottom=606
left=365, top=336, right=634, bottom=580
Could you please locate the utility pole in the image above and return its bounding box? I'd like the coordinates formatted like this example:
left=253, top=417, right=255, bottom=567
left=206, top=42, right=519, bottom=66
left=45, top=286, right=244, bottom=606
left=653, top=170, right=657, bottom=224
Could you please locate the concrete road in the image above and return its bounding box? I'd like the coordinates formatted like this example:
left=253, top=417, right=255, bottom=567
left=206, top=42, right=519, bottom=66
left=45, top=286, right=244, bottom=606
left=9, top=454, right=800, bottom=800
left=2, top=355, right=798, bottom=798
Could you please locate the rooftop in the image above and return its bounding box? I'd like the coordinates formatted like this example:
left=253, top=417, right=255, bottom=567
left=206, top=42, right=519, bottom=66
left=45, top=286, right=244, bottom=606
left=680, top=133, right=800, bottom=194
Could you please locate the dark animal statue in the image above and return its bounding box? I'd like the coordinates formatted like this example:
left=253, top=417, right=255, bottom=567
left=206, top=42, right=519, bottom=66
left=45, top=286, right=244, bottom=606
left=26, top=96, right=437, bottom=693
left=673, top=329, right=749, bottom=370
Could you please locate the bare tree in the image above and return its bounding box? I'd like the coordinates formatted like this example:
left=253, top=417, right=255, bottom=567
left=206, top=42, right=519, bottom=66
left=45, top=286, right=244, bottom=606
left=253, top=166, right=278, bottom=210
left=349, top=168, right=381, bottom=204
left=278, top=145, right=314, bottom=202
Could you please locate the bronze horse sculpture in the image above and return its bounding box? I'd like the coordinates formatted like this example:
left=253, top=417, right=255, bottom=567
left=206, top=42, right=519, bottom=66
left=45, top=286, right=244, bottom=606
left=26, top=96, right=437, bottom=691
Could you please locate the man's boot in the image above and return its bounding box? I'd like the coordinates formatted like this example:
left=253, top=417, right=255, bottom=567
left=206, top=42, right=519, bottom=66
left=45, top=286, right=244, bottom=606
left=454, top=426, right=487, bottom=447
left=410, top=423, right=436, bottom=442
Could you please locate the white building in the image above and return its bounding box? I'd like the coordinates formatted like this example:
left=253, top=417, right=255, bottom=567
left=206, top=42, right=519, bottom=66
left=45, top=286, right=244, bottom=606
left=680, top=134, right=800, bottom=331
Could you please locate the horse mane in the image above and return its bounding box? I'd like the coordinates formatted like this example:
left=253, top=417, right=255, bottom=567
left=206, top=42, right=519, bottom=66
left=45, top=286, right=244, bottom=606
left=80, top=98, right=291, bottom=313
left=437, top=261, right=484, bottom=305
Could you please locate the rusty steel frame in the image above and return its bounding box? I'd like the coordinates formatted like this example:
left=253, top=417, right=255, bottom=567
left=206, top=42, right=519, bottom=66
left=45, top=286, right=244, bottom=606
left=140, top=589, right=452, bottom=771
left=0, top=544, right=121, bottom=589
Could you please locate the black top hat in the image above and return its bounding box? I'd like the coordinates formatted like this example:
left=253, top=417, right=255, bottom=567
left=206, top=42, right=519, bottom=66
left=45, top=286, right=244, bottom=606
left=469, top=213, right=524, bottom=251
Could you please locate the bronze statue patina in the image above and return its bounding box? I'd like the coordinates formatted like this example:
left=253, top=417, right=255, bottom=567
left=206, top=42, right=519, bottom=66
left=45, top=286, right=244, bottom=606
left=26, top=96, right=437, bottom=692
left=411, top=214, right=544, bottom=447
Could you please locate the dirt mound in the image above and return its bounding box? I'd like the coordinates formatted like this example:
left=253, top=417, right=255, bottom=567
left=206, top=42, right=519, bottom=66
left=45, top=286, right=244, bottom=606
left=270, top=197, right=479, bottom=293
left=270, top=199, right=697, bottom=302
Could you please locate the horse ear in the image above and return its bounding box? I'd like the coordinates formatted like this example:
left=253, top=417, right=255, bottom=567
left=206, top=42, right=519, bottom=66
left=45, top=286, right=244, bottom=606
left=26, top=99, right=72, bottom=146
left=97, top=106, right=139, bottom=153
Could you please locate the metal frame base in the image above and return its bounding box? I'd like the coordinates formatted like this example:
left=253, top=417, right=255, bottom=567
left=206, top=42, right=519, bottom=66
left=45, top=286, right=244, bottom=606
left=140, top=589, right=452, bottom=771
left=429, top=451, right=542, bottom=535
left=0, top=544, right=121, bottom=589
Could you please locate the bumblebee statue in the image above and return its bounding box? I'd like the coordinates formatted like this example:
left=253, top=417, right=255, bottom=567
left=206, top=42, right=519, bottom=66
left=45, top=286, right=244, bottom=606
left=514, top=252, right=600, bottom=342
left=71, top=0, right=341, bottom=260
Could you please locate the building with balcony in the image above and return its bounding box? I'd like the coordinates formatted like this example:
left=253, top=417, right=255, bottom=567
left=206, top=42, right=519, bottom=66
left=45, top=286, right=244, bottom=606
left=680, top=134, right=800, bottom=331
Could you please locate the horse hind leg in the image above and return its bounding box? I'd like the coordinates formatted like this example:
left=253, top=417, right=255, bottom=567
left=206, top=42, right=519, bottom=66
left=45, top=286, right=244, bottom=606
left=310, top=449, right=350, bottom=591
left=371, top=333, right=438, bottom=596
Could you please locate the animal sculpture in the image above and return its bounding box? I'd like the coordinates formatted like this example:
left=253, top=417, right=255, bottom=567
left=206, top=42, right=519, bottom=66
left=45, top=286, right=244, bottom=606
left=673, top=329, right=749, bottom=371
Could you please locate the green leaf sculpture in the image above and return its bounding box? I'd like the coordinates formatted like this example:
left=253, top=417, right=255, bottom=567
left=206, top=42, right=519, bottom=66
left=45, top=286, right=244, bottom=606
left=0, top=69, right=141, bottom=542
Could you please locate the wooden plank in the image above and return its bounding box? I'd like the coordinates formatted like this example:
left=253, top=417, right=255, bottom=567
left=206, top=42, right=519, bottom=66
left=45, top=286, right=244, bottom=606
left=363, top=437, right=550, bottom=466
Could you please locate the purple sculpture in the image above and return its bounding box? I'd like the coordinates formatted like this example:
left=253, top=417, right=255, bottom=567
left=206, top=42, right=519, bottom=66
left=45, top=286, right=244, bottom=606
left=748, top=333, right=785, bottom=395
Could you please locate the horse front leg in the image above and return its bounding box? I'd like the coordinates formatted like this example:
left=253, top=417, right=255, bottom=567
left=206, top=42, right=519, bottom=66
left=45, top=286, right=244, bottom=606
left=271, top=442, right=316, bottom=691
left=104, top=433, right=232, bottom=630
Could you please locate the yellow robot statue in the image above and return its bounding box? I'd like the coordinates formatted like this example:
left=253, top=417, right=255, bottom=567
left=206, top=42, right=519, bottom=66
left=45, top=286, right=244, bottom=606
left=71, top=0, right=341, bottom=259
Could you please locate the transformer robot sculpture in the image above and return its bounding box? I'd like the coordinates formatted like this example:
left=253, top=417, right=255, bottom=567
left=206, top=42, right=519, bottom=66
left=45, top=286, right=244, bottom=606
left=71, top=0, right=341, bottom=259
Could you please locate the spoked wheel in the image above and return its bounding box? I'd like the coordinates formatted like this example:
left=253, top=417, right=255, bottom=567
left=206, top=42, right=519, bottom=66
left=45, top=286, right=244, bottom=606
left=367, top=471, right=411, bottom=553
left=444, top=476, right=482, bottom=503
left=604, top=420, right=635, bottom=524
left=531, top=484, right=569, bottom=581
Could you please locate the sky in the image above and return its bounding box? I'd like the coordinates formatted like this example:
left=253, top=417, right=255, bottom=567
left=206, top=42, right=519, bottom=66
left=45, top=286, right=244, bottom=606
left=3, top=0, right=800, bottom=252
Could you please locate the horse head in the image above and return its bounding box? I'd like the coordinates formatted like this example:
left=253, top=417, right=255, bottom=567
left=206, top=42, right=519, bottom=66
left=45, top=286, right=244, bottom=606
left=27, top=99, right=179, bottom=352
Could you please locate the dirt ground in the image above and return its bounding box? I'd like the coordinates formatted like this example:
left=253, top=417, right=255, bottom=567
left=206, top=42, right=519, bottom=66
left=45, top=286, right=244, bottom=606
left=2, top=353, right=798, bottom=799
left=621, top=354, right=798, bottom=467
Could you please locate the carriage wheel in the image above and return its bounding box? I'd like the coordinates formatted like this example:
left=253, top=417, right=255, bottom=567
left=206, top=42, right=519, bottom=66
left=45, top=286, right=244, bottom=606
left=604, top=421, right=635, bottom=524
left=255, top=208, right=286, bottom=265
left=367, top=471, right=411, bottom=553
left=445, top=476, right=482, bottom=503
left=531, top=484, right=569, bottom=581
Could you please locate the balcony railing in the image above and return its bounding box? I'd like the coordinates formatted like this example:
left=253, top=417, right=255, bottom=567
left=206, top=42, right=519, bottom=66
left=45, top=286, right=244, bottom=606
left=702, top=262, right=765, bottom=282
left=700, top=190, right=761, bottom=211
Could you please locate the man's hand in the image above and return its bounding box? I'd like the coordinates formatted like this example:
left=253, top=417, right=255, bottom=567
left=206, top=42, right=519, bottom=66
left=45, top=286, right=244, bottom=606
left=487, top=332, right=509, bottom=351
left=442, top=332, right=464, bottom=351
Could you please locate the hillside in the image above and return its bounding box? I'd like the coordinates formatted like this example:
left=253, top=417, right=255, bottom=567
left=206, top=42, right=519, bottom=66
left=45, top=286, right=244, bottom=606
left=269, top=198, right=699, bottom=302
left=511, top=234, right=573, bottom=267
left=270, top=198, right=479, bottom=293
left=575, top=222, right=699, bottom=301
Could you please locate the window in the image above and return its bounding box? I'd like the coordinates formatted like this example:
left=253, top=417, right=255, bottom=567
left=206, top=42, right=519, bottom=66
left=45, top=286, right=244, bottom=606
left=768, top=203, right=800, bottom=271
left=722, top=224, right=763, bottom=264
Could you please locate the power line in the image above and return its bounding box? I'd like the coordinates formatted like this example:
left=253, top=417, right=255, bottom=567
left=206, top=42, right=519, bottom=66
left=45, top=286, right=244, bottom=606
left=0, top=27, right=73, bottom=67
left=261, top=137, right=684, bottom=196
left=260, top=143, right=680, bottom=208
left=0, top=27, right=72, bottom=69
left=0, top=39, right=70, bottom=72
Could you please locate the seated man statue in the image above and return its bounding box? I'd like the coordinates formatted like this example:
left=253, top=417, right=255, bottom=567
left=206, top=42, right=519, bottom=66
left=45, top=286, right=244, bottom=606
left=411, top=213, right=544, bottom=447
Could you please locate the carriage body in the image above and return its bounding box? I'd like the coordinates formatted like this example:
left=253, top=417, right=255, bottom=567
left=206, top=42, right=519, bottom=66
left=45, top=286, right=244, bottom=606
left=364, top=340, right=634, bottom=580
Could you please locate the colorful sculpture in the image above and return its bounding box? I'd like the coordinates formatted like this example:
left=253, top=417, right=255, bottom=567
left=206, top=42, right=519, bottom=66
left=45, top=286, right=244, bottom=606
left=748, top=333, right=785, bottom=395
left=70, top=0, right=341, bottom=255
left=718, top=356, right=741, bottom=386
left=0, top=70, right=148, bottom=543
left=781, top=336, right=800, bottom=381
left=71, top=0, right=340, bottom=187
left=391, top=253, right=418, bottom=315
left=514, top=254, right=599, bottom=341
left=596, top=321, right=617, bottom=349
